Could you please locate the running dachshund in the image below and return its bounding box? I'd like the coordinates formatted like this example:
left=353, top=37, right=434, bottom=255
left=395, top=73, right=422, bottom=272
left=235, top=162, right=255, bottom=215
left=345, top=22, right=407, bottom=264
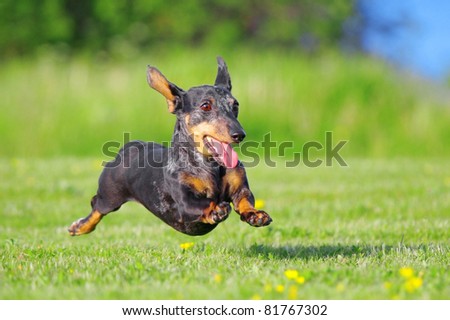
left=68, top=57, right=272, bottom=236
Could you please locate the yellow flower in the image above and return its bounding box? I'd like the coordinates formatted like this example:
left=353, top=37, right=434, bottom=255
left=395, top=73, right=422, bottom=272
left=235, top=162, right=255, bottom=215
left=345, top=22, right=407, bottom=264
left=404, top=277, right=423, bottom=293
left=411, top=277, right=423, bottom=288
left=180, top=242, right=194, bottom=250
left=383, top=282, right=392, bottom=289
left=399, top=267, right=414, bottom=279
left=255, top=199, right=265, bottom=209
left=275, top=285, right=285, bottom=293
left=288, top=285, right=298, bottom=300
left=295, top=276, right=305, bottom=284
left=251, top=294, right=262, bottom=300
left=284, top=269, right=299, bottom=280
left=213, top=274, right=222, bottom=283
left=336, top=283, right=345, bottom=292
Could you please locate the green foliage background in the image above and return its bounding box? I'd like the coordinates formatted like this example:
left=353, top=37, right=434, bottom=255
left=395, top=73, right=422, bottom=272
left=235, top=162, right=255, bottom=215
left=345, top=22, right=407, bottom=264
left=1, top=0, right=352, bottom=56
left=1, top=49, right=449, bottom=158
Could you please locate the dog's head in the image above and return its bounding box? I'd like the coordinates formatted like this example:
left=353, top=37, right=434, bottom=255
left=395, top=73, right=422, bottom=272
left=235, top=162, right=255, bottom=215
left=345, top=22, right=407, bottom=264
left=147, top=57, right=245, bottom=168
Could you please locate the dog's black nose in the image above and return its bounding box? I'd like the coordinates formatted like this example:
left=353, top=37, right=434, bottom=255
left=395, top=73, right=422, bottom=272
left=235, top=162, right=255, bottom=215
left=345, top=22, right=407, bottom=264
left=231, top=130, right=246, bottom=143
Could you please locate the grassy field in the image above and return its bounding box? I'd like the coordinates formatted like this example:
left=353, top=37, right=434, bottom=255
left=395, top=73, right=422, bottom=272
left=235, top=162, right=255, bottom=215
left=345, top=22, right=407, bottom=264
left=1, top=49, right=449, bottom=158
left=1, top=157, right=448, bottom=299
left=0, top=50, right=449, bottom=300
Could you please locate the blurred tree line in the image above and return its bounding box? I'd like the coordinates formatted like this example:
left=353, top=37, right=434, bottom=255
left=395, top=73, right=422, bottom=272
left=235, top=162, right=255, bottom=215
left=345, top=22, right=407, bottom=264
left=0, top=0, right=354, bottom=57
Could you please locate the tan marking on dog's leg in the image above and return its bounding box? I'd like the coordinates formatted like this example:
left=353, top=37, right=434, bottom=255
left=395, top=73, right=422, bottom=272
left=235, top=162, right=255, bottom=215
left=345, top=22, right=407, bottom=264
left=236, top=198, right=272, bottom=227
left=236, top=197, right=254, bottom=214
left=199, top=201, right=231, bottom=225
left=199, top=202, right=217, bottom=224
left=68, top=210, right=103, bottom=236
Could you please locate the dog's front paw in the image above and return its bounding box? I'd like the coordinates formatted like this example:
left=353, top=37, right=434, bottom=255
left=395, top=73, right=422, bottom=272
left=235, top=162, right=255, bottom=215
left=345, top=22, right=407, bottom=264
left=211, top=202, right=231, bottom=223
left=240, top=209, right=272, bottom=227
left=200, top=201, right=231, bottom=224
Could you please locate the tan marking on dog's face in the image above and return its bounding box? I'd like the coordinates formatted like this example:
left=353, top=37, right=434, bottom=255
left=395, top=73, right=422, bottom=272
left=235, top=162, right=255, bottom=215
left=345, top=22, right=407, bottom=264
left=185, top=119, right=233, bottom=156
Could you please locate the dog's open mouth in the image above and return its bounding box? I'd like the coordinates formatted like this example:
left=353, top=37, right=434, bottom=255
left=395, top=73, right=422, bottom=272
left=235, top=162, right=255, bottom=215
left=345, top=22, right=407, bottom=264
left=203, top=136, right=239, bottom=169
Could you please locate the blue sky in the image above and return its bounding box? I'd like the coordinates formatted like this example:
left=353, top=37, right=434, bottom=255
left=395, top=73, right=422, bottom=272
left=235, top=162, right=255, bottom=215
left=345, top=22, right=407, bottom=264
left=359, top=0, right=450, bottom=80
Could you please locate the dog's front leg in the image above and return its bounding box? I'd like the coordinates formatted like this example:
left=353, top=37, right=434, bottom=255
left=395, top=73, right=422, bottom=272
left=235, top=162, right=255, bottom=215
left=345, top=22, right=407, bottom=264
left=173, top=174, right=231, bottom=225
left=175, top=191, right=231, bottom=225
left=222, top=164, right=272, bottom=227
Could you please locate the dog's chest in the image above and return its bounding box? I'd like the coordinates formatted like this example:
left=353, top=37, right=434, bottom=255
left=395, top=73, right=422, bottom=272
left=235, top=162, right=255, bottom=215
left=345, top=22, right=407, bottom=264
left=179, top=171, right=220, bottom=198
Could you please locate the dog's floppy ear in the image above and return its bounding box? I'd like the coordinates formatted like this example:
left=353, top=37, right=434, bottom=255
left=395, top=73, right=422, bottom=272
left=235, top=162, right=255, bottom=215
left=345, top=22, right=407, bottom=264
left=147, top=66, right=184, bottom=114
left=214, top=56, right=232, bottom=91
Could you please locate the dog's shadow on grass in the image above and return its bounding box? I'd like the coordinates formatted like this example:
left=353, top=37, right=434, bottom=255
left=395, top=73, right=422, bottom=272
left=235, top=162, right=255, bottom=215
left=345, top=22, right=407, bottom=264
left=247, top=243, right=394, bottom=260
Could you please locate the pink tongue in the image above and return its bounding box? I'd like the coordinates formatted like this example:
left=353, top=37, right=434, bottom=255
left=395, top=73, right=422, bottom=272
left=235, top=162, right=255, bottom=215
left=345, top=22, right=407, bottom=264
left=210, top=139, right=239, bottom=168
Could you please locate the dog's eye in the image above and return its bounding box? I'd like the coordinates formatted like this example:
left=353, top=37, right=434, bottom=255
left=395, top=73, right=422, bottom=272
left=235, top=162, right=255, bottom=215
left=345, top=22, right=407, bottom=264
left=232, top=101, right=239, bottom=114
left=200, top=101, right=212, bottom=111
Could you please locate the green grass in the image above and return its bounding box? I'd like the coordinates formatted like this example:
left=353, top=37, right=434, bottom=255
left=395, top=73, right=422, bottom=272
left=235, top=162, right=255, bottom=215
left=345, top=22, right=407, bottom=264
left=1, top=49, right=449, bottom=158
left=1, top=158, right=448, bottom=299
left=1, top=49, right=449, bottom=299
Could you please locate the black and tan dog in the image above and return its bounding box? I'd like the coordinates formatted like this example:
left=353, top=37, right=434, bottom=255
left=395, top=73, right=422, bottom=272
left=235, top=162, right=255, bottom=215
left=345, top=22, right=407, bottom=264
left=68, top=57, right=272, bottom=236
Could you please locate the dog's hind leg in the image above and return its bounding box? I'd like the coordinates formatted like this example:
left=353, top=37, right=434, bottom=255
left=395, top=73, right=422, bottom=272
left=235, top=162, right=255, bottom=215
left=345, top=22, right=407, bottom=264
left=68, top=163, right=129, bottom=236
left=68, top=210, right=103, bottom=236
left=68, top=142, right=144, bottom=236
left=68, top=193, right=123, bottom=236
